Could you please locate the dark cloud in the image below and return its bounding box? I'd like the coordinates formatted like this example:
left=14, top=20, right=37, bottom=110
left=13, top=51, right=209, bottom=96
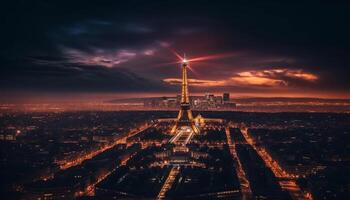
left=0, top=58, right=170, bottom=92
left=1, top=1, right=350, bottom=97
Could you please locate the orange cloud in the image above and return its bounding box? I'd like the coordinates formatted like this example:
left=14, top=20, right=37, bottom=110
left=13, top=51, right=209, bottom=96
left=237, top=69, right=318, bottom=82
left=233, top=68, right=318, bottom=86
left=285, top=70, right=318, bottom=81
left=163, top=68, right=318, bottom=88
left=231, top=76, right=286, bottom=87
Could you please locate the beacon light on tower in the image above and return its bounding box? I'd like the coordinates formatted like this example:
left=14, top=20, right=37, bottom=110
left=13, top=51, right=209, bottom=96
left=171, top=53, right=200, bottom=134
left=182, top=55, right=188, bottom=64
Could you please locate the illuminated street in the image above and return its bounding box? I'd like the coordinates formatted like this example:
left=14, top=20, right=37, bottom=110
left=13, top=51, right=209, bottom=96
left=169, top=126, right=194, bottom=145
left=239, top=127, right=313, bottom=200
left=156, top=166, right=180, bottom=200
left=57, top=123, right=151, bottom=170
left=79, top=152, right=137, bottom=197
left=225, top=127, right=253, bottom=200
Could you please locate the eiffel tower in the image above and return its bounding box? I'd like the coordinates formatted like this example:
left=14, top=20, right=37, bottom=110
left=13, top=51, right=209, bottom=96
left=172, top=55, right=200, bottom=134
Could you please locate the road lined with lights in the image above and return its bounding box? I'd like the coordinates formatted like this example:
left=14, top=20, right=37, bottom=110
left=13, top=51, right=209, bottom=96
left=239, top=127, right=313, bottom=200
left=225, top=127, right=252, bottom=200
left=75, top=152, right=137, bottom=197
left=56, top=123, right=151, bottom=170
left=157, top=125, right=195, bottom=199
left=156, top=166, right=180, bottom=200
left=169, top=126, right=194, bottom=145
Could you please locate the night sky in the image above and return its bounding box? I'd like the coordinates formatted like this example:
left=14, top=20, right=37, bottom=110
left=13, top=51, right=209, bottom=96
left=1, top=1, right=350, bottom=99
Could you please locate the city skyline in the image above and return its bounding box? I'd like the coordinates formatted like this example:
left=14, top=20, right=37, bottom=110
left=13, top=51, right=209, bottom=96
left=1, top=2, right=349, bottom=199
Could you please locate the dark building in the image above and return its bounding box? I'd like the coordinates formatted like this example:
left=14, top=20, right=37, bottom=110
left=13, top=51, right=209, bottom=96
left=223, top=93, right=230, bottom=102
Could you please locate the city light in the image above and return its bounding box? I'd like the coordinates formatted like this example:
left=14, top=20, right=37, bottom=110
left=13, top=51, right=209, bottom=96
left=1, top=1, right=347, bottom=200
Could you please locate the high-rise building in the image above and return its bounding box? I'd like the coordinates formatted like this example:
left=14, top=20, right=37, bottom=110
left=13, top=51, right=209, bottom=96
left=223, top=93, right=230, bottom=102
left=205, top=93, right=215, bottom=102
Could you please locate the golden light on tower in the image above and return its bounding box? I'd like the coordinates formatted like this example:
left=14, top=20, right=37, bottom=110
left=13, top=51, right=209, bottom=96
left=163, top=50, right=239, bottom=134
left=172, top=54, right=200, bottom=134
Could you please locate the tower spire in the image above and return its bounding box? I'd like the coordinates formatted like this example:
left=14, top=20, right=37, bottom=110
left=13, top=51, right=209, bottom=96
left=172, top=54, right=199, bottom=134
left=181, top=55, right=189, bottom=104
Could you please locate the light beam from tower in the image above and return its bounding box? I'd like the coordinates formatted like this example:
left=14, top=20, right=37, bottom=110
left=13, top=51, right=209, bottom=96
left=172, top=55, right=200, bottom=134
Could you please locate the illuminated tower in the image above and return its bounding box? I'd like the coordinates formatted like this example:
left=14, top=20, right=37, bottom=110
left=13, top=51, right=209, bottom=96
left=172, top=56, right=199, bottom=134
